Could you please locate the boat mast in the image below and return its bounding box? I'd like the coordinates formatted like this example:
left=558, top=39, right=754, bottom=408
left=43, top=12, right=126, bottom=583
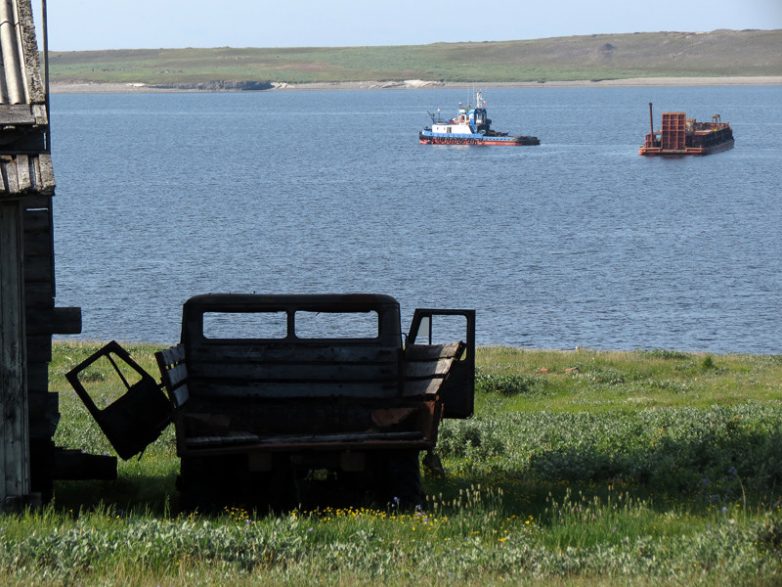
left=648, top=102, right=654, bottom=136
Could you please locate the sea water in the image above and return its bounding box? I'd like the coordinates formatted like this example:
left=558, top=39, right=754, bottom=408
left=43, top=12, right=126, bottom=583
left=50, top=85, right=782, bottom=352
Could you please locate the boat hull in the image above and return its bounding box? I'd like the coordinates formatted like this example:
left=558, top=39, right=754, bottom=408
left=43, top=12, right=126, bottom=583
left=419, top=132, right=540, bottom=146
left=639, top=138, right=734, bottom=156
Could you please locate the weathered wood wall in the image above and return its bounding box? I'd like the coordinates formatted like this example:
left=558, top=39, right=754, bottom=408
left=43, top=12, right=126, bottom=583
left=1, top=0, right=88, bottom=503
left=24, top=191, right=78, bottom=497
left=0, top=198, right=31, bottom=503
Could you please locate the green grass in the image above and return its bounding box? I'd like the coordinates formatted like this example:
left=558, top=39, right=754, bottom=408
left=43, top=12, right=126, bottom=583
left=48, top=29, right=782, bottom=85
left=2, top=341, right=782, bottom=585
left=475, top=346, right=782, bottom=412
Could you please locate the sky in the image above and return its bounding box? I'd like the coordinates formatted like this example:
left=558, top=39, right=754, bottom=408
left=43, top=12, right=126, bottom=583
left=35, top=0, right=782, bottom=51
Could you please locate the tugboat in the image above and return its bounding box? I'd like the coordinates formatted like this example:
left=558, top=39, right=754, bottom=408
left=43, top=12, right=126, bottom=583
left=640, top=102, right=734, bottom=156
left=419, top=90, right=540, bottom=146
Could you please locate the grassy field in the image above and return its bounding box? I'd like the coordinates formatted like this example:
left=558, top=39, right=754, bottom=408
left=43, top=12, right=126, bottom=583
left=48, top=29, right=782, bottom=85
left=1, top=342, right=782, bottom=585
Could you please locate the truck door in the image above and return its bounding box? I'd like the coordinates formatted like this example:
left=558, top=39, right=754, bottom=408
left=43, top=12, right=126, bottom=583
left=407, top=309, right=475, bottom=418
left=65, top=341, right=173, bottom=460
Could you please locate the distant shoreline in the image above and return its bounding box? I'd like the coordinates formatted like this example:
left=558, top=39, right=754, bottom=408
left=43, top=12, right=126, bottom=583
left=50, top=76, right=782, bottom=94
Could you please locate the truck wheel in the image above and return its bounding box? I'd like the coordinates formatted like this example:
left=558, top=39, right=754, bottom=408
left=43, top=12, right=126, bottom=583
left=384, top=450, right=423, bottom=509
left=177, top=456, right=244, bottom=512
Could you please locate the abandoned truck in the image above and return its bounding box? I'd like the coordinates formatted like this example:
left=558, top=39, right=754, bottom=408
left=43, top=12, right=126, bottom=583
left=66, top=294, right=475, bottom=507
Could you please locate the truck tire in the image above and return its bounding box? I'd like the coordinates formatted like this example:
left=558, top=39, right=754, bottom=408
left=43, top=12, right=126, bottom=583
left=381, top=450, right=423, bottom=509
left=177, top=455, right=247, bottom=511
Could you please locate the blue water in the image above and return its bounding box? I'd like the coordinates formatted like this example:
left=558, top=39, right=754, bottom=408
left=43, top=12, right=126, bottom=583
left=50, top=85, right=782, bottom=353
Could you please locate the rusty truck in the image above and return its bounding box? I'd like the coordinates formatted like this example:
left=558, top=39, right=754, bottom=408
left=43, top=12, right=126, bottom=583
left=67, top=293, right=474, bottom=508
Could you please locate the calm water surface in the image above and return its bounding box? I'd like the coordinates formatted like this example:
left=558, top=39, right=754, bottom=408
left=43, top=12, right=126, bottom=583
left=51, top=86, right=782, bottom=352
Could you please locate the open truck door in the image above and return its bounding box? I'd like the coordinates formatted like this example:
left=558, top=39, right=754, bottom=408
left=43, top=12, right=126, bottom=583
left=65, top=341, right=173, bottom=460
left=407, top=309, right=475, bottom=418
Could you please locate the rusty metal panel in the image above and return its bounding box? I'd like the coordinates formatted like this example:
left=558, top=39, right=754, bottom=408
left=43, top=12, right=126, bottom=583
left=661, top=112, right=687, bottom=151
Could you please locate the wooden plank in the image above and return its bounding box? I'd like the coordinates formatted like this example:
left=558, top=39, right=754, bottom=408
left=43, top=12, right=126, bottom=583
left=26, top=335, right=52, bottom=363
left=192, top=380, right=398, bottom=399
left=37, top=155, right=55, bottom=195
left=23, top=255, right=52, bottom=282
left=156, top=345, right=190, bottom=407
left=52, top=450, right=117, bottom=481
left=31, top=158, right=44, bottom=195
left=22, top=194, right=52, bottom=210
left=0, top=201, right=31, bottom=500
left=404, top=357, right=454, bottom=379
left=28, top=392, right=59, bottom=440
left=26, top=307, right=81, bottom=335
left=24, top=281, right=53, bottom=309
left=172, top=384, right=190, bottom=408
left=26, top=362, right=49, bottom=394
left=22, top=208, right=49, bottom=232
left=0, top=104, right=36, bottom=124
left=27, top=391, right=57, bottom=415
left=52, top=307, right=82, bottom=334
left=405, top=342, right=464, bottom=361
left=156, top=344, right=186, bottom=368
left=31, top=104, right=48, bottom=126
left=16, top=156, right=30, bottom=192
left=188, top=344, right=398, bottom=364
left=162, top=363, right=188, bottom=388
left=403, top=378, right=446, bottom=397
left=29, top=418, right=58, bottom=440
left=3, top=158, right=20, bottom=194
left=23, top=231, right=51, bottom=256
left=188, top=361, right=398, bottom=383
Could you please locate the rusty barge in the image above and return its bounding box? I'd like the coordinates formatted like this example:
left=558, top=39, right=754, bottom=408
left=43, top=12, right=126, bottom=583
left=640, top=103, right=734, bottom=156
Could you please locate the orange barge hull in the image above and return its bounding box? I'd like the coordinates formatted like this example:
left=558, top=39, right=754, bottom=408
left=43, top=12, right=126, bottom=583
left=639, top=138, right=735, bottom=156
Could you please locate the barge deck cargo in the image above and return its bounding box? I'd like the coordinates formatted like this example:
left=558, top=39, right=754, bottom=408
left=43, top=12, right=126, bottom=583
left=640, top=103, right=734, bottom=156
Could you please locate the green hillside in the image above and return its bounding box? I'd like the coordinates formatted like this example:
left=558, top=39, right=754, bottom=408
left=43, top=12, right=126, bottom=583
left=49, top=29, right=782, bottom=85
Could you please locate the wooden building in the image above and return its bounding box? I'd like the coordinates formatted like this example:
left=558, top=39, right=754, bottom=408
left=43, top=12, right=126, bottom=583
left=1, top=0, right=113, bottom=508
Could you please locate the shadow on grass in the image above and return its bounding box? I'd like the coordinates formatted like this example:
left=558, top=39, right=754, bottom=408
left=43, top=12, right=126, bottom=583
left=49, top=419, right=782, bottom=520
left=52, top=471, right=178, bottom=515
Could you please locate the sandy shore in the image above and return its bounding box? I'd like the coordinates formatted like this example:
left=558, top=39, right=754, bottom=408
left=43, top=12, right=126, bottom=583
left=51, top=76, right=782, bottom=94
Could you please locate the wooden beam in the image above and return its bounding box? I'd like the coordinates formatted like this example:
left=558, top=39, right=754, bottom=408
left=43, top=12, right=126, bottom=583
left=23, top=253, right=52, bottom=282
left=26, top=335, right=51, bottom=363
left=26, top=362, right=48, bottom=394
left=26, top=306, right=81, bottom=335
left=52, top=450, right=117, bottom=481
left=22, top=208, right=50, bottom=232
left=23, top=281, right=52, bottom=309
left=0, top=105, right=36, bottom=124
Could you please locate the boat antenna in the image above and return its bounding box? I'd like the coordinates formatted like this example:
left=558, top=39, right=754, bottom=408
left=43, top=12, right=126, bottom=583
left=648, top=102, right=654, bottom=137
